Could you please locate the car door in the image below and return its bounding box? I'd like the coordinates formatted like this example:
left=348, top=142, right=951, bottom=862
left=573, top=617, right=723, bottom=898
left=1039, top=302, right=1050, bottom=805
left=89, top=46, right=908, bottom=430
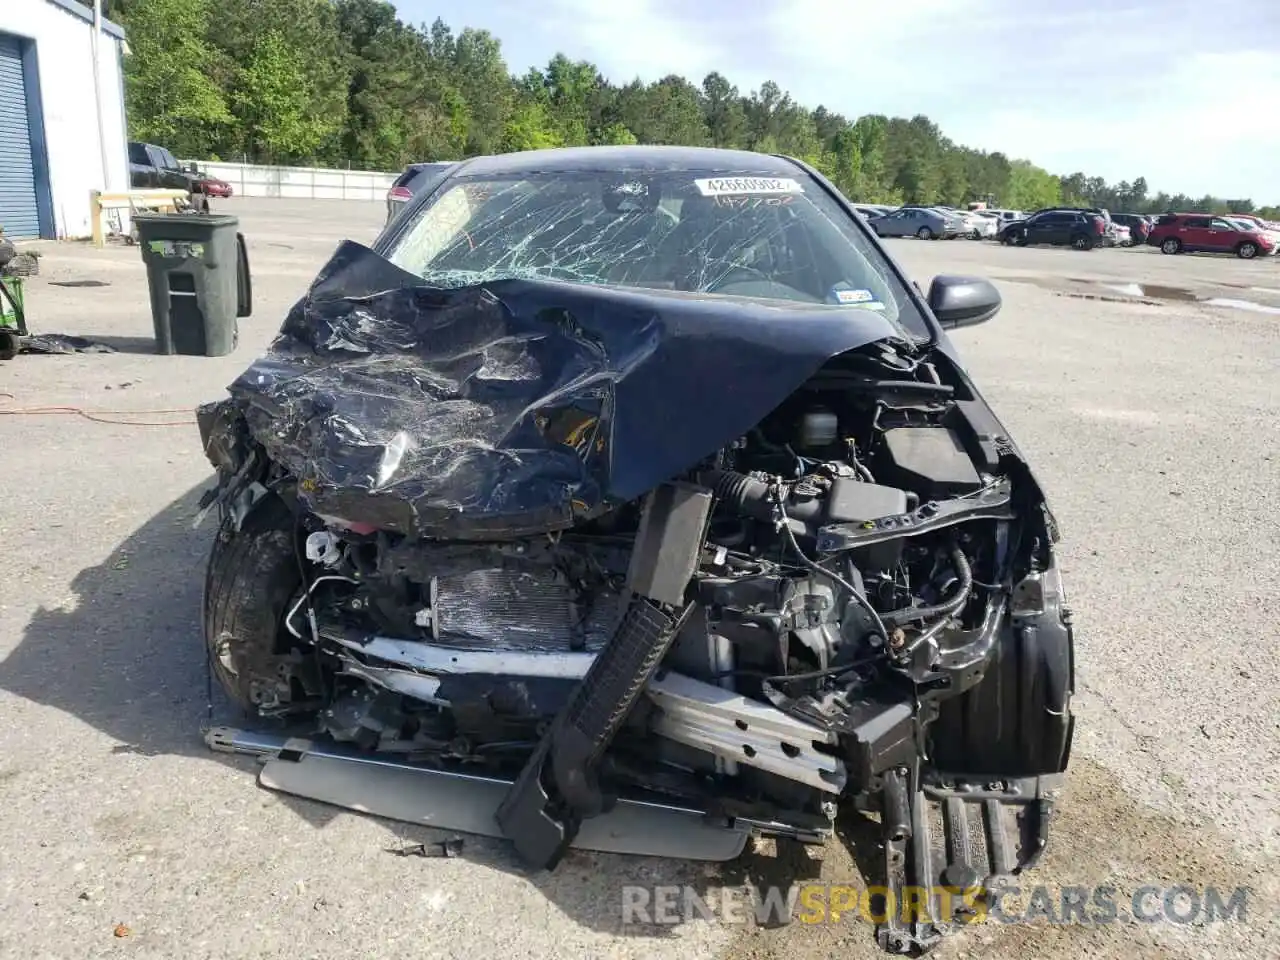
left=1023, top=213, right=1055, bottom=244
left=151, top=147, right=182, bottom=190
left=1205, top=217, right=1239, bottom=252
left=1177, top=216, right=1213, bottom=252
left=882, top=210, right=911, bottom=237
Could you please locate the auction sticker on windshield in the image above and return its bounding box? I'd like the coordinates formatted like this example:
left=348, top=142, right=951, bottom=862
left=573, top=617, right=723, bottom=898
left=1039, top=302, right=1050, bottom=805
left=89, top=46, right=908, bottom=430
left=695, top=177, right=804, bottom=197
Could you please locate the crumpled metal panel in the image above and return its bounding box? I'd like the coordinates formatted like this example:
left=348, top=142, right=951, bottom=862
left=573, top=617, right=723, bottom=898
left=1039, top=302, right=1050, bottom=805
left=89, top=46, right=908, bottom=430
left=219, top=240, right=909, bottom=539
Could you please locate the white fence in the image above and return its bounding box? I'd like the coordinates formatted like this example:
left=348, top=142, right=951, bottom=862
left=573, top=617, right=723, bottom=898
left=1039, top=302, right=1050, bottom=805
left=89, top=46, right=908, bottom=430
left=183, top=161, right=398, bottom=200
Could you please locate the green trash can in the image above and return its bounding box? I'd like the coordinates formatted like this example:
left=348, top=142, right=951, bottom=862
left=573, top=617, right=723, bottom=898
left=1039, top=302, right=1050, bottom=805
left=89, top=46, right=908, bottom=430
left=133, top=212, right=252, bottom=357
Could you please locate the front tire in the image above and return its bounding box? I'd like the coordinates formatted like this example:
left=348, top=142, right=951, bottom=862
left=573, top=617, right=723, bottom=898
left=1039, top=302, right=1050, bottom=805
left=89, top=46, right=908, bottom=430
left=1160, top=237, right=1182, bottom=255
left=917, top=226, right=934, bottom=240
left=1071, top=234, right=1094, bottom=251
left=1236, top=241, right=1259, bottom=259
left=203, top=494, right=306, bottom=713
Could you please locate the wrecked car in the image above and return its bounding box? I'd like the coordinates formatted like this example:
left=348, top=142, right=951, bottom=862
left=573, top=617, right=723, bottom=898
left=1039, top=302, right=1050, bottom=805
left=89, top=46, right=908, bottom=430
left=197, top=145, right=1075, bottom=954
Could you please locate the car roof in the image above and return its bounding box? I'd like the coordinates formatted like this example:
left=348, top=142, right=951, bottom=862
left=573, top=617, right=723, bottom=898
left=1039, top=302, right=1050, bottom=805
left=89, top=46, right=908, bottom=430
left=453, top=145, right=806, bottom=177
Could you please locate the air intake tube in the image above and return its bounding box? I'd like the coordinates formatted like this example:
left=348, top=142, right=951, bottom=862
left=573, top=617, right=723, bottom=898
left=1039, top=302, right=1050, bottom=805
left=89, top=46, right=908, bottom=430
left=699, top=469, right=825, bottom=528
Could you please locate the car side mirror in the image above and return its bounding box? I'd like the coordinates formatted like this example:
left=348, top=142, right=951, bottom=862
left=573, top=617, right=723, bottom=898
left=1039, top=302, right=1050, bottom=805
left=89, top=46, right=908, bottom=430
left=927, top=275, right=1001, bottom=329
left=185, top=162, right=199, bottom=174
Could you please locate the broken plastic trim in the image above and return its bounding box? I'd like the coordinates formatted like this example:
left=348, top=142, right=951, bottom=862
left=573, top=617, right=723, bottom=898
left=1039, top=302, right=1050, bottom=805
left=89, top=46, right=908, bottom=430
left=205, top=726, right=755, bottom=861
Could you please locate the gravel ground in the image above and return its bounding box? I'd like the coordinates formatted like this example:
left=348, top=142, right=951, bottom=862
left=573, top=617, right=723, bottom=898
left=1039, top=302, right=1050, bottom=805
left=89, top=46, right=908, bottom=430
left=1, top=202, right=1276, bottom=960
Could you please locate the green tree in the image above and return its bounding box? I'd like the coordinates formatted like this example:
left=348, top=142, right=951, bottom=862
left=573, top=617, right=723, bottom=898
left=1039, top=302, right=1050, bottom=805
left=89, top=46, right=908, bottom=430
left=1006, top=160, right=1062, bottom=210
left=115, top=0, right=231, bottom=157
left=206, top=0, right=350, bottom=164
left=596, top=123, right=638, bottom=146
left=503, top=98, right=562, bottom=152
left=231, top=30, right=330, bottom=162
left=452, top=28, right=513, bottom=154
left=700, top=72, right=746, bottom=148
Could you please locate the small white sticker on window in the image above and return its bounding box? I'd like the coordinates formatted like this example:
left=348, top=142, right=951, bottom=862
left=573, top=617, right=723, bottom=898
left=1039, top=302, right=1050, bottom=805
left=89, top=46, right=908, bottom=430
left=835, top=288, right=876, bottom=304
left=694, top=177, right=804, bottom=197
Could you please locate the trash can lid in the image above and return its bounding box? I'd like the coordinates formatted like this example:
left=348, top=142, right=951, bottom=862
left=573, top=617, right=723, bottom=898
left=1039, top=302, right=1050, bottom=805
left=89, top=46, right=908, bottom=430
left=132, top=212, right=239, bottom=228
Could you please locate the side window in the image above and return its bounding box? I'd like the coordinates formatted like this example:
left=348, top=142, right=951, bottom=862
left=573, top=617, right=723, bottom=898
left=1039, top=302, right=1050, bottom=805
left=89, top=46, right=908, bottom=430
left=158, top=149, right=179, bottom=170
left=1185, top=217, right=1212, bottom=229
left=1209, top=219, right=1234, bottom=230
left=128, top=143, right=149, bottom=165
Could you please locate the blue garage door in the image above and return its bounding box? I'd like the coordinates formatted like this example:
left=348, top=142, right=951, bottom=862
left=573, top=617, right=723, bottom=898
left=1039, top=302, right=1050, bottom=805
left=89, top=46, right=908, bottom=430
left=0, top=33, right=41, bottom=239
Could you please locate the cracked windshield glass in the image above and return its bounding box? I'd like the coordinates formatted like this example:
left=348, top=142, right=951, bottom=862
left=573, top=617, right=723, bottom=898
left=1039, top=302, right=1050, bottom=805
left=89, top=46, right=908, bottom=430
left=387, top=171, right=924, bottom=336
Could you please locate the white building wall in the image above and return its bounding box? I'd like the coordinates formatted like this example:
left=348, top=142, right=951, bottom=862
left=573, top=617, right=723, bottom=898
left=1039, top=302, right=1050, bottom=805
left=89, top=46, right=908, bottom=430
left=0, top=0, right=128, bottom=239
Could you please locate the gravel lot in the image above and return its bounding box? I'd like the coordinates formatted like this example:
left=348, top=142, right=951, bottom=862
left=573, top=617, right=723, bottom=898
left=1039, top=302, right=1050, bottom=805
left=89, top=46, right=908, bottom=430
left=1, top=201, right=1276, bottom=960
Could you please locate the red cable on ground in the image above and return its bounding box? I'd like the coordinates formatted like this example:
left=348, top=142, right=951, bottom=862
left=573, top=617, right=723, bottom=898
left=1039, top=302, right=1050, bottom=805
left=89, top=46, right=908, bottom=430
left=0, top=402, right=195, bottom=427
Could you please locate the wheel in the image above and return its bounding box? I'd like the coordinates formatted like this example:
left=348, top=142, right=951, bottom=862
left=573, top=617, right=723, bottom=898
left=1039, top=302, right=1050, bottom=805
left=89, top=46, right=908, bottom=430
left=970, top=229, right=981, bottom=240
left=917, top=226, right=934, bottom=240
left=0, top=331, right=17, bottom=361
left=1160, top=238, right=1182, bottom=255
left=1071, top=234, right=1093, bottom=251
left=929, top=588, right=1075, bottom=776
left=203, top=494, right=309, bottom=713
left=1236, top=241, right=1259, bottom=260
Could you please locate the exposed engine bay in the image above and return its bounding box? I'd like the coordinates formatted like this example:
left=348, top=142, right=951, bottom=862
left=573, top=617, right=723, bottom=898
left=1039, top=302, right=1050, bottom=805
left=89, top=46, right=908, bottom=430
left=197, top=243, right=1073, bottom=955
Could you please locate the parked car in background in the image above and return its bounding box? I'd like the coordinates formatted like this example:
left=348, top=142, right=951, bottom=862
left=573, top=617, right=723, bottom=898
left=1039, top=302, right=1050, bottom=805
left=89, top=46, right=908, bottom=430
left=1111, top=213, right=1151, bottom=245
left=869, top=206, right=965, bottom=239
left=1222, top=213, right=1277, bottom=231
left=128, top=142, right=233, bottom=208
left=851, top=203, right=896, bottom=219
left=999, top=210, right=1108, bottom=249
left=386, top=162, right=458, bottom=224
left=852, top=204, right=887, bottom=220
left=1224, top=216, right=1280, bottom=249
left=1148, top=214, right=1275, bottom=259
left=983, top=208, right=1027, bottom=230
left=955, top=209, right=999, bottom=239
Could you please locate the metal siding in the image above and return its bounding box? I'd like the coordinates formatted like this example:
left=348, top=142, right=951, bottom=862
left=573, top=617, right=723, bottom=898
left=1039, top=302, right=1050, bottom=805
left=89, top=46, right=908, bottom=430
left=0, top=33, right=40, bottom=238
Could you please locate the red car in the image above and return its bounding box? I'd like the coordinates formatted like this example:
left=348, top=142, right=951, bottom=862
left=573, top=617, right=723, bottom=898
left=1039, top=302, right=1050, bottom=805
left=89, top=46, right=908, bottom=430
left=1147, top=213, right=1273, bottom=259
left=195, top=175, right=234, bottom=198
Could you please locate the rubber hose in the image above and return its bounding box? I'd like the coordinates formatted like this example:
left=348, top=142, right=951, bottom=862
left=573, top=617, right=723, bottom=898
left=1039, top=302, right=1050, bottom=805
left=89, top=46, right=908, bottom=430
left=881, top=543, right=973, bottom=626
left=700, top=469, right=776, bottom=523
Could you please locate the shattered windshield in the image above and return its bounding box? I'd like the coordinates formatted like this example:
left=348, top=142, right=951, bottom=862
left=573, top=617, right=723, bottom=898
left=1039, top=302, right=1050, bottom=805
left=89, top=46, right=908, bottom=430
left=386, top=170, right=927, bottom=337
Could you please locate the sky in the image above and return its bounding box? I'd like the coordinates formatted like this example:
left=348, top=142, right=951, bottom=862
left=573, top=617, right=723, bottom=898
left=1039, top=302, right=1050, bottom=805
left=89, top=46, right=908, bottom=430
left=395, top=0, right=1280, bottom=203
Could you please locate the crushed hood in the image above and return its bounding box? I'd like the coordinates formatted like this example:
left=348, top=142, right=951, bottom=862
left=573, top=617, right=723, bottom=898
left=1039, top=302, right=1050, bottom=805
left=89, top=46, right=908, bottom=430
left=221, top=240, right=913, bottom=539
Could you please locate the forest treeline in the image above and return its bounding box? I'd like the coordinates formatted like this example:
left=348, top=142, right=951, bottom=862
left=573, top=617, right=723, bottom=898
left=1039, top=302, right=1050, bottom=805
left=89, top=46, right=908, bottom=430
left=103, top=0, right=1279, bottom=218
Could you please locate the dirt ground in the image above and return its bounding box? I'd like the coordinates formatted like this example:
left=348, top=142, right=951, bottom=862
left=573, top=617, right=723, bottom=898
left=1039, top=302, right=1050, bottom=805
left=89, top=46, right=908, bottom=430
left=0, top=201, right=1276, bottom=959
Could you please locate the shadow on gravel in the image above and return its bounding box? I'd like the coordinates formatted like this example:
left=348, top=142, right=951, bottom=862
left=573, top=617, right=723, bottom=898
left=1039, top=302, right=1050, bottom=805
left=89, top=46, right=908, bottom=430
left=0, top=482, right=877, bottom=937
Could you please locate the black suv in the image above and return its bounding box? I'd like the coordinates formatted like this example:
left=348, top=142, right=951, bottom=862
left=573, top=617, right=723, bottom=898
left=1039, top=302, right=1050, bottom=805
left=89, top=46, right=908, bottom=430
left=1030, top=206, right=1112, bottom=224
left=999, top=209, right=1109, bottom=250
